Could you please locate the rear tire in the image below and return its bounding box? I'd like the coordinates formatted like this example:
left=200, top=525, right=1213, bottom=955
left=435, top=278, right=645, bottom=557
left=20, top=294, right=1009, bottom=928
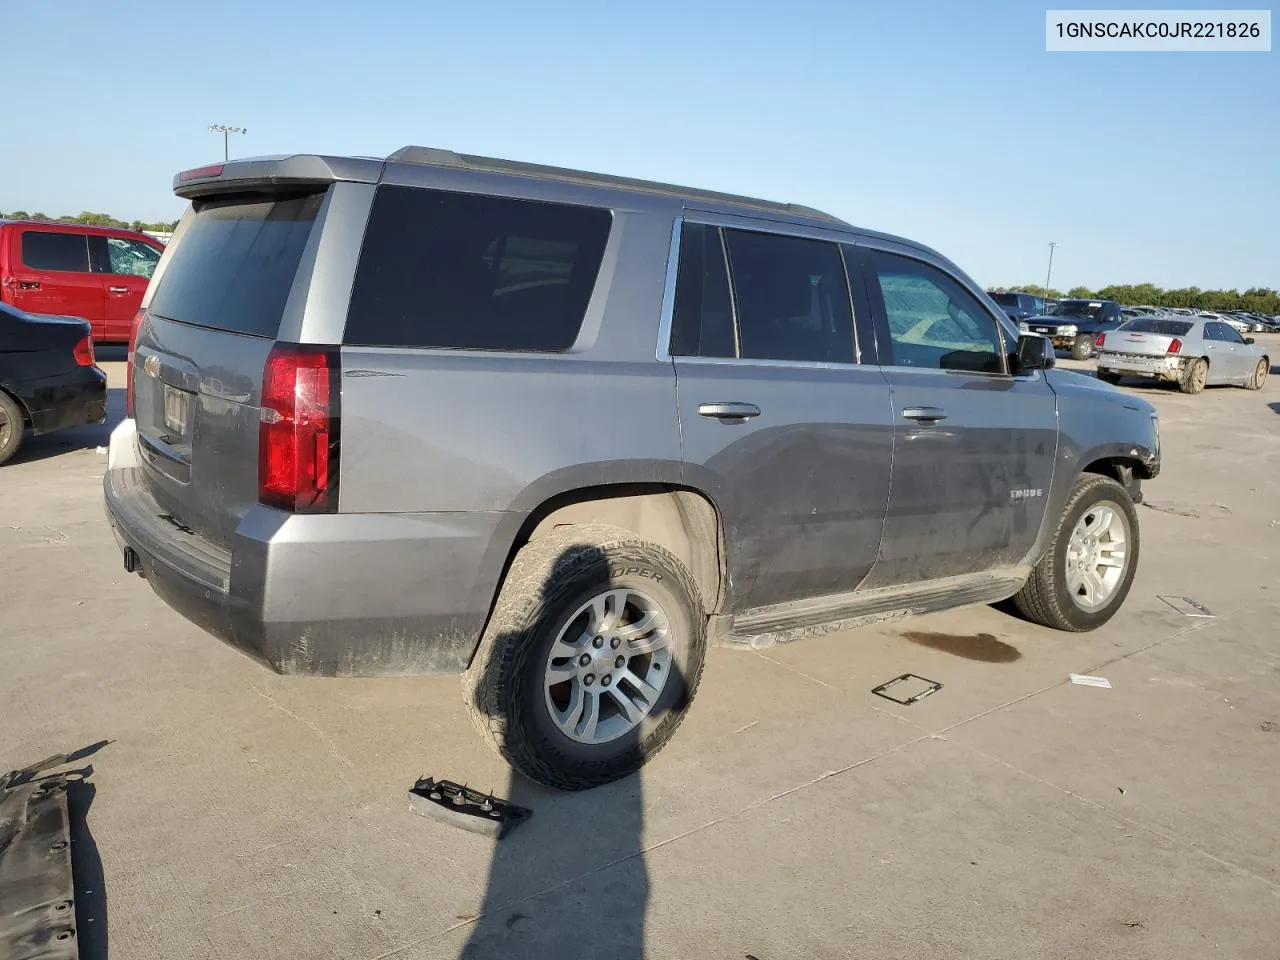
left=1245, top=357, right=1268, bottom=391
left=1179, top=358, right=1208, bottom=394
left=1097, top=370, right=1122, bottom=385
left=1071, top=335, right=1093, bottom=361
left=1013, top=474, right=1140, bottom=632
left=0, top=392, right=25, bottom=466
left=464, top=523, right=706, bottom=790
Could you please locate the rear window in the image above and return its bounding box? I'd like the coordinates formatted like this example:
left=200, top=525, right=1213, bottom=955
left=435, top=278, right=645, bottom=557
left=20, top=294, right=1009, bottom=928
left=343, top=186, right=612, bottom=351
left=1122, top=318, right=1192, bottom=335
left=989, top=293, right=1018, bottom=306
left=22, top=231, right=90, bottom=272
left=147, top=192, right=324, bottom=338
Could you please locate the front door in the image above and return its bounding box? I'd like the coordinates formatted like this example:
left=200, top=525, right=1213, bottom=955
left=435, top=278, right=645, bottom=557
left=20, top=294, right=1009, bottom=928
left=669, top=219, right=894, bottom=612
left=91, top=235, right=162, bottom=341
left=854, top=245, right=1059, bottom=588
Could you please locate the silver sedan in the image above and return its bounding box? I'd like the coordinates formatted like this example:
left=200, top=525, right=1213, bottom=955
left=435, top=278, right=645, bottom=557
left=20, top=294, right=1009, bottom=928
left=1094, top=316, right=1271, bottom=395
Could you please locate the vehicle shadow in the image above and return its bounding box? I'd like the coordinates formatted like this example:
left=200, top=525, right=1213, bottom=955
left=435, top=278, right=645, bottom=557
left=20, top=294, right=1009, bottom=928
left=459, top=544, right=663, bottom=960
left=7, top=387, right=124, bottom=466
left=1268, top=402, right=1280, bottom=416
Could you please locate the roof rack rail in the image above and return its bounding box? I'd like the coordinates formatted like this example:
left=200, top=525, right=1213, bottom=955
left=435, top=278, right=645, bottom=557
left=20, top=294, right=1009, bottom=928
left=385, top=145, right=846, bottom=225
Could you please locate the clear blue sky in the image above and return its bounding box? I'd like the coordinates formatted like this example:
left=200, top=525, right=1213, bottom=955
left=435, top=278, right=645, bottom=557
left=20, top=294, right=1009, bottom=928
left=2, top=0, right=1275, bottom=291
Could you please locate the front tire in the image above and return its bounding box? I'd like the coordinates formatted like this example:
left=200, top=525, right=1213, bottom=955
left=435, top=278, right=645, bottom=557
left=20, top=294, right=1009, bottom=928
left=1013, top=474, right=1140, bottom=632
left=1245, top=357, right=1268, bottom=391
left=1180, top=358, right=1208, bottom=394
left=0, top=392, right=25, bottom=466
left=464, top=523, right=706, bottom=790
left=1071, top=335, right=1093, bottom=361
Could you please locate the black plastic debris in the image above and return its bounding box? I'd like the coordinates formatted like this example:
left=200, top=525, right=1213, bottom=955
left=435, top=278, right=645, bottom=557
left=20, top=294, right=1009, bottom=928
left=0, top=769, right=79, bottom=960
left=408, top=777, right=531, bottom=839
left=871, top=673, right=943, bottom=706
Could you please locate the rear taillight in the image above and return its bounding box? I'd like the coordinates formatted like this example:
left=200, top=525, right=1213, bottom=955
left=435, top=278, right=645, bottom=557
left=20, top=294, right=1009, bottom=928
left=1095, top=333, right=1106, bottom=348
left=73, top=335, right=95, bottom=367
left=178, top=163, right=224, bottom=181
left=125, top=309, right=145, bottom=418
left=1167, top=338, right=1182, bottom=355
left=258, top=343, right=340, bottom=514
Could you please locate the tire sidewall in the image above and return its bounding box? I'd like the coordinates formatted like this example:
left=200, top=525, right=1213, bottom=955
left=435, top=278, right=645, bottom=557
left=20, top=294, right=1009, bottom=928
left=1072, top=336, right=1092, bottom=360
left=0, top=392, right=24, bottom=466
left=1046, top=480, right=1140, bottom=630
left=508, top=546, right=704, bottom=783
left=1183, top=358, right=1207, bottom=394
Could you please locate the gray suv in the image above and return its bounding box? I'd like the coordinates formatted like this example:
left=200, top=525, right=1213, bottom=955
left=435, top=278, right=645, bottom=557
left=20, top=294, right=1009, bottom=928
left=104, top=147, right=1161, bottom=789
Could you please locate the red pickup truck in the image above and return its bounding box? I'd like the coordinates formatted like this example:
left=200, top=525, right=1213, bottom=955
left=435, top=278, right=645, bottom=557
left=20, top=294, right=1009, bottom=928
left=0, top=220, right=164, bottom=343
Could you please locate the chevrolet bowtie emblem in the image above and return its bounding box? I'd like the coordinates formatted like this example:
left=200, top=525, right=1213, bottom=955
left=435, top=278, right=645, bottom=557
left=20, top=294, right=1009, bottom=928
left=143, top=354, right=160, bottom=378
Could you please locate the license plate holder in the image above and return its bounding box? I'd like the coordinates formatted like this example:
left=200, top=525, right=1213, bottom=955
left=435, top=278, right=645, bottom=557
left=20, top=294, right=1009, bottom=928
left=163, top=384, right=190, bottom=436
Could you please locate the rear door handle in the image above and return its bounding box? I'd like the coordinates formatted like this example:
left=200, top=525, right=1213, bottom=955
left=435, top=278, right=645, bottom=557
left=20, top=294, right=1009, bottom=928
left=902, top=406, right=947, bottom=422
left=108, top=285, right=129, bottom=294
left=698, top=402, right=761, bottom=420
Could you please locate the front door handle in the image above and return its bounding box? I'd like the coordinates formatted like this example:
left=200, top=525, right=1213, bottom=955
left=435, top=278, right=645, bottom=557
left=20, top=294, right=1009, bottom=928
left=18, top=280, right=40, bottom=290
left=698, top=401, right=761, bottom=420
left=107, top=285, right=129, bottom=294
left=902, top=406, right=948, bottom=423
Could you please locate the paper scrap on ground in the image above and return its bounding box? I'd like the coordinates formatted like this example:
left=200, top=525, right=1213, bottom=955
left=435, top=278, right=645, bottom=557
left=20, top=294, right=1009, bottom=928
left=1069, top=673, right=1112, bottom=688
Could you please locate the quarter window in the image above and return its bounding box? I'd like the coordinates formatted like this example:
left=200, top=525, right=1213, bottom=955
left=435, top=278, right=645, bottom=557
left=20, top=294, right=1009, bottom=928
left=669, top=222, right=736, bottom=358
left=344, top=186, right=612, bottom=351
left=866, top=250, right=1004, bottom=373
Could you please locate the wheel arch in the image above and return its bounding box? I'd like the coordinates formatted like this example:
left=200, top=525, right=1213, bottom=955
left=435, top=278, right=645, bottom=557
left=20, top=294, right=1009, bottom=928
left=477, top=482, right=727, bottom=650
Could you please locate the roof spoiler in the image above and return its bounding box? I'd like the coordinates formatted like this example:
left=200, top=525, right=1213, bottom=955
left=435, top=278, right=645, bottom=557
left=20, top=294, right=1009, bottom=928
left=173, top=154, right=382, bottom=199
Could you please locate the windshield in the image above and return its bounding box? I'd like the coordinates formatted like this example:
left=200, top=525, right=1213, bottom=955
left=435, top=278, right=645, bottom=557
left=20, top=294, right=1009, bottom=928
left=1122, top=318, right=1193, bottom=335
left=1053, top=300, right=1103, bottom=319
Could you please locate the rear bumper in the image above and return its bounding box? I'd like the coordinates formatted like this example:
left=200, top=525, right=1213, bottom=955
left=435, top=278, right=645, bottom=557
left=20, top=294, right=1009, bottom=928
left=1096, top=352, right=1183, bottom=382
left=26, top=365, right=108, bottom=435
left=103, top=434, right=507, bottom=676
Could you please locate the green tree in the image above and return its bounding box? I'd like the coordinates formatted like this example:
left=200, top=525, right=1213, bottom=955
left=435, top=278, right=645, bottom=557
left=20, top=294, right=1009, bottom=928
left=1066, top=286, right=1093, bottom=299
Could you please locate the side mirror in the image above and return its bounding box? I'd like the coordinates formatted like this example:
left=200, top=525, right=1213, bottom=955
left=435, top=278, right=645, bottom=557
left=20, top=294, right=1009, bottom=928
left=1014, top=333, right=1055, bottom=374
left=1244, top=337, right=1255, bottom=345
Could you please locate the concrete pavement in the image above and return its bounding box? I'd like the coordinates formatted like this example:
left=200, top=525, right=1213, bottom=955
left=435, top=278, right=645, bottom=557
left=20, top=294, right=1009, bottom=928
left=2, top=348, right=1278, bottom=959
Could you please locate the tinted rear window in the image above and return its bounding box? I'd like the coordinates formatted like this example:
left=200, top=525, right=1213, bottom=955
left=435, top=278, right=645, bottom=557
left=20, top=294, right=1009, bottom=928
left=22, top=231, right=90, bottom=272
left=343, top=186, right=612, bottom=351
left=989, top=293, right=1018, bottom=306
left=1123, top=318, right=1192, bottom=335
left=147, top=193, right=323, bottom=338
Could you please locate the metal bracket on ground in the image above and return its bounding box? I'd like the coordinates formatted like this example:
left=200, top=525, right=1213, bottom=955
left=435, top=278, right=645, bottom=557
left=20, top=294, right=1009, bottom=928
left=871, top=673, right=943, bottom=706
left=408, top=777, right=532, bottom=839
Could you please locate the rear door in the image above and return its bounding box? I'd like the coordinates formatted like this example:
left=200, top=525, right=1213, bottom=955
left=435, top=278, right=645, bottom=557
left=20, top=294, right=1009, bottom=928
left=133, top=189, right=330, bottom=548
left=90, top=235, right=162, bottom=341
left=1207, top=321, right=1250, bottom=380
left=8, top=228, right=105, bottom=333
left=853, top=245, right=1058, bottom=588
left=670, top=219, right=893, bottom=612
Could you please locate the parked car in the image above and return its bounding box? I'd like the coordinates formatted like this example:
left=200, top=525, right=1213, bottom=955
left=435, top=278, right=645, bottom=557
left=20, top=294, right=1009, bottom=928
left=1199, top=312, right=1251, bottom=336
left=0, top=301, right=108, bottom=465
left=104, top=147, right=1161, bottom=789
left=0, top=220, right=164, bottom=343
left=989, top=291, right=1044, bottom=322
left=1022, top=299, right=1125, bottom=359
left=1096, top=316, right=1270, bottom=394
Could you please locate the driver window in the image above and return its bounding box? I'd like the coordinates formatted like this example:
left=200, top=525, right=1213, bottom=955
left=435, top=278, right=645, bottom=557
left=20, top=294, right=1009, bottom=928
left=867, top=250, right=1003, bottom=373
left=106, top=237, right=161, bottom=278
left=1218, top=323, right=1245, bottom=344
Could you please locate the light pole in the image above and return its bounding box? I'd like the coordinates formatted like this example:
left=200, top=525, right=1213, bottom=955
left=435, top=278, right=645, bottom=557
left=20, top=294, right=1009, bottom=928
left=1044, top=242, right=1059, bottom=301
left=208, top=124, right=246, bottom=161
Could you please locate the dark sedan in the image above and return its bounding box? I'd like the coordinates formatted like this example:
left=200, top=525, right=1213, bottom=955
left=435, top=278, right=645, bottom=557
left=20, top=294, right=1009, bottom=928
left=0, top=302, right=108, bottom=465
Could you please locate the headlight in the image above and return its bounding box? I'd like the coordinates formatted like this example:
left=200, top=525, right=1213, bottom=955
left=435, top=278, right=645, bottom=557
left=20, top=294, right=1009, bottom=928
left=1018, top=321, right=1030, bottom=333
left=1059, top=324, right=1078, bottom=336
